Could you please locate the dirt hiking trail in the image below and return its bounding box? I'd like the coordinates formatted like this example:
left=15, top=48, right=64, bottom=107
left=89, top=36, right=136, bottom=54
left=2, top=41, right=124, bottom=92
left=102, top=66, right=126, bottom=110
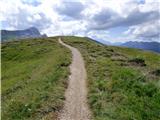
left=58, top=38, right=91, bottom=120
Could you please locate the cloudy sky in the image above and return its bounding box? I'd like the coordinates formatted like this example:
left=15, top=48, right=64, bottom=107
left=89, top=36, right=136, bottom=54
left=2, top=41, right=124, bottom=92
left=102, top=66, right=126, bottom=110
left=0, top=0, right=160, bottom=43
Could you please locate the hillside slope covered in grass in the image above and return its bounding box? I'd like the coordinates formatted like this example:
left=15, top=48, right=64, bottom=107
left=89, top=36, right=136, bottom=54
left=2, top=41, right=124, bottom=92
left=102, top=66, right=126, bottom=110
left=2, top=38, right=71, bottom=120
left=62, top=36, right=160, bottom=120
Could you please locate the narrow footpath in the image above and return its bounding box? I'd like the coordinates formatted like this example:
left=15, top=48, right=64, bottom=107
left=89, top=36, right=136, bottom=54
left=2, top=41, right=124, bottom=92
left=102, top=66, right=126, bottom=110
left=58, top=38, right=91, bottom=120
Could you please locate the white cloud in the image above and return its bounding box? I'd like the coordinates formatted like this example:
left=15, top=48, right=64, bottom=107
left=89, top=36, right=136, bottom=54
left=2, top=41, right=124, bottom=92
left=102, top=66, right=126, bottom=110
left=125, top=20, right=160, bottom=40
left=33, top=14, right=41, bottom=20
left=0, top=0, right=159, bottom=42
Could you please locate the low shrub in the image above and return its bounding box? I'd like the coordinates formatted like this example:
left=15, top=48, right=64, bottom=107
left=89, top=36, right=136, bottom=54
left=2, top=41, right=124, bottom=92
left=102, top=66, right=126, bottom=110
left=151, top=69, right=160, bottom=76
left=128, top=57, right=146, bottom=66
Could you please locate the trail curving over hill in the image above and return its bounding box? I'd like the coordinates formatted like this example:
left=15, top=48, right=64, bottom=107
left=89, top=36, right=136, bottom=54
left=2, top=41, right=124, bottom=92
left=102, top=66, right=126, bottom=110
left=58, top=38, right=91, bottom=120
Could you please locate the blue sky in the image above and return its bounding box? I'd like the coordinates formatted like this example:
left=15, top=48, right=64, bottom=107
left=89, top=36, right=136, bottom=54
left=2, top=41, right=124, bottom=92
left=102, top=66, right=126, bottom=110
left=0, top=0, right=159, bottom=43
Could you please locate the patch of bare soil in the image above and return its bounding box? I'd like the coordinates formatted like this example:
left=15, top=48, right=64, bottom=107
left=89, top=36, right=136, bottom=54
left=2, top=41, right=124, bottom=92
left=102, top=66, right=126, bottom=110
left=57, top=38, right=91, bottom=120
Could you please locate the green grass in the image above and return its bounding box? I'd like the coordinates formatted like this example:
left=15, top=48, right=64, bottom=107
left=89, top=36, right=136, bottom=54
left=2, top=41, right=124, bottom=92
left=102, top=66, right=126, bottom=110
left=2, top=36, right=160, bottom=120
left=62, top=36, right=160, bottom=120
left=2, top=38, right=71, bottom=120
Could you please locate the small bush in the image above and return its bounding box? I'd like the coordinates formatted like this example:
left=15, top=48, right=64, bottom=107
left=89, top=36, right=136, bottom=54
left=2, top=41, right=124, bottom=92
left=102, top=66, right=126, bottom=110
left=128, top=57, right=146, bottom=66
left=151, top=69, right=160, bottom=76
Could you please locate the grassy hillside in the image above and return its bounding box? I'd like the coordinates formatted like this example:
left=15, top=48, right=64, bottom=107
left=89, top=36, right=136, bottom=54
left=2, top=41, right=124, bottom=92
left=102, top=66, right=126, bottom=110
left=62, top=36, right=160, bottom=120
left=2, top=36, right=160, bottom=120
left=2, top=38, right=71, bottom=120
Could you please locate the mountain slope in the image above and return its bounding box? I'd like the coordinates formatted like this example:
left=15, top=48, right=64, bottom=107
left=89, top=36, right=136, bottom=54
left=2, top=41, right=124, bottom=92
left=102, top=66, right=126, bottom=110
left=62, top=36, right=160, bottom=120
left=93, top=39, right=160, bottom=53
left=1, top=27, right=47, bottom=41
left=2, top=36, right=160, bottom=120
left=121, top=41, right=160, bottom=53
left=2, top=37, right=71, bottom=120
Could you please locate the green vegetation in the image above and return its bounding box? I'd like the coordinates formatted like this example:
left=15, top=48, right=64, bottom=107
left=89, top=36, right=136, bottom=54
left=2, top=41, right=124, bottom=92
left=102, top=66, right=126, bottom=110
left=2, top=38, right=71, bottom=120
left=128, top=57, right=146, bottom=66
left=62, top=36, right=160, bottom=120
left=2, top=36, right=160, bottom=120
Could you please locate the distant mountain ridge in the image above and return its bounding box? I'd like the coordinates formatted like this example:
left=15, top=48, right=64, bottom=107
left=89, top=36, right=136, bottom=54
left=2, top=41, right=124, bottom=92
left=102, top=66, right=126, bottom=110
left=1, top=27, right=47, bottom=41
left=91, top=38, right=160, bottom=53
left=120, top=41, right=160, bottom=53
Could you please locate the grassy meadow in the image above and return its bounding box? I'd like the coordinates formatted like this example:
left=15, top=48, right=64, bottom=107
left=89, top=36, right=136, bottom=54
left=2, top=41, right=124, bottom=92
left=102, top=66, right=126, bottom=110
left=1, top=38, right=71, bottom=120
left=62, top=36, right=160, bottom=120
left=2, top=36, right=160, bottom=120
